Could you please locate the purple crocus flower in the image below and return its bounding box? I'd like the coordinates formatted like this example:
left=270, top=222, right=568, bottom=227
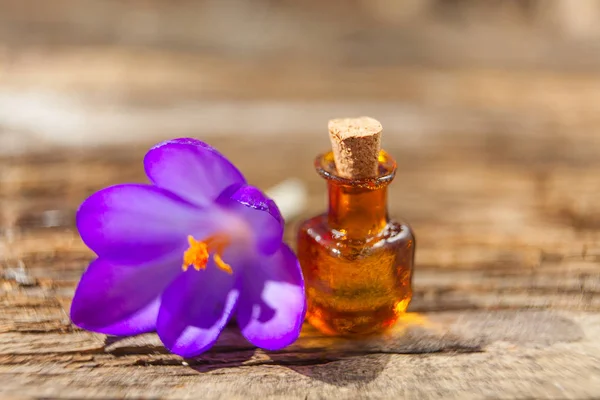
left=71, top=138, right=306, bottom=357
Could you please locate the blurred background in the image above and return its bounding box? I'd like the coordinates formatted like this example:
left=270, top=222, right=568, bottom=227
left=4, top=0, right=600, bottom=263
left=1, top=0, right=600, bottom=154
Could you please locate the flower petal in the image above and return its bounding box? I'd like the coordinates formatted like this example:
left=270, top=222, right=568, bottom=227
left=236, top=244, right=306, bottom=350
left=220, top=185, right=284, bottom=255
left=157, top=261, right=240, bottom=357
left=77, top=184, right=223, bottom=264
left=70, top=257, right=180, bottom=336
left=225, top=184, right=284, bottom=226
left=144, top=138, right=246, bottom=207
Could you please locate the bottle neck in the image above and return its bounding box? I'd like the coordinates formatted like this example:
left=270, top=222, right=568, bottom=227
left=327, top=182, right=388, bottom=238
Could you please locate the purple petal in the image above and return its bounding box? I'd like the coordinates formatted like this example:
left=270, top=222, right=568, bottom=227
left=157, top=260, right=240, bottom=357
left=226, top=184, right=284, bottom=226
left=236, top=244, right=306, bottom=350
left=70, top=257, right=180, bottom=335
left=77, top=184, right=222, bottom=264
left=144, top=138, right=246, bottom=207
left=220, top=185, right=284, bottom=255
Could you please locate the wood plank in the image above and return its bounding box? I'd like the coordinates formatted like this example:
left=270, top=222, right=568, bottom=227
left=1, top=132, right=600, bottom=397
left=0, top=312, right=598, bottom=398
left=3, top=1, right=600, bottom=397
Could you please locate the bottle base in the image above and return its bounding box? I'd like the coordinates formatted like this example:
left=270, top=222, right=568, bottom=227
left=306, top=297, right=411, bottom=336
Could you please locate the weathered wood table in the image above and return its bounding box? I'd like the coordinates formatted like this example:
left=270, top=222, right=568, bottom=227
left=1, top=130, right=599, bottom=399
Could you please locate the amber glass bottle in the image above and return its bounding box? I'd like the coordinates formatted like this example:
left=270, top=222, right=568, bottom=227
left=297, top=151, right=414, bottom=336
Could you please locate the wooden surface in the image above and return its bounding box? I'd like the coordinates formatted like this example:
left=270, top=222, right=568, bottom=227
left=1, top=131, right=600, bottom=399
left=2, top=1, right=600, bottom=398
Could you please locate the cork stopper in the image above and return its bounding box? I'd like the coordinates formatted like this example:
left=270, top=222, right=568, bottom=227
left=328, top=116, right=382, bottom=179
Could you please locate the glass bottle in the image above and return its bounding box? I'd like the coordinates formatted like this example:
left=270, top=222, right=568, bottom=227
left=297, top=150, right=415, bottom=336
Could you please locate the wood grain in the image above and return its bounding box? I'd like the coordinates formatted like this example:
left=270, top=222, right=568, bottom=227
left=1, top=131, right=600, bottom=399
left=2, top=1, right=600, bottom=397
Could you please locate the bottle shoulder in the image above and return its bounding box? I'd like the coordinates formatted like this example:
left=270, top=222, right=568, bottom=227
left=298, top=214, right=414, bottom=245
left=383, top=219, right=415, bottom=244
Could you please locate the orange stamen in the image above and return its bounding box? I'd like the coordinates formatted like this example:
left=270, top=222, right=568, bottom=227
left=182, top=236, right=209, bottom=271
left=181, top=235, right=233, bottom=275
left=213, top=253, right=233, bottom=274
